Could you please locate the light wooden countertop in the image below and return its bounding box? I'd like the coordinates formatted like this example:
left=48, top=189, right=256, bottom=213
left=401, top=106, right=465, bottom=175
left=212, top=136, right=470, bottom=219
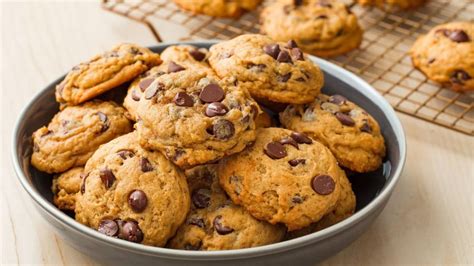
left=1, top=2, right=473, bottom=265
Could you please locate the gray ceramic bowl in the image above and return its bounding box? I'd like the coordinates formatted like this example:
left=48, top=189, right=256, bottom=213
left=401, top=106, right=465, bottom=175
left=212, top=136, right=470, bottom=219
left=12, top=41, right=406, bottom=266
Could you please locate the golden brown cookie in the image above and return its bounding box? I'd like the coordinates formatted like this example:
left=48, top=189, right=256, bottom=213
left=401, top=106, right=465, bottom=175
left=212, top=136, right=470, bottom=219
left=51, top=167, right=84, bottom=211
left=168, top=165, right=285, bottom=250
left=280, top=93, right=386, bottom=173
left=208, top=34, right=324, bottom=104
left=260, top=0, right=363, bottom=58
left=76, top=132, right=190, bottom=247
left=218, top=127, right=344, bottom=231
left=31, top=100, right=132, bottom=173
left=357, top=0, right=426, bottom=9
left=410, top=21, right=474, bottom=92
left=135, top=65, right=259, bottom=169
left=56, top=43, right=161, bottom=106
left=172, top=0, right=262, bottom=18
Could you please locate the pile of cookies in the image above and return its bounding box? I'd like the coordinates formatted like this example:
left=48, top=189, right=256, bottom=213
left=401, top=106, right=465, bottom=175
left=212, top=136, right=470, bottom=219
left=32, top=34, right=387, bottom=250
left=171, top=0, right=474, bottom=92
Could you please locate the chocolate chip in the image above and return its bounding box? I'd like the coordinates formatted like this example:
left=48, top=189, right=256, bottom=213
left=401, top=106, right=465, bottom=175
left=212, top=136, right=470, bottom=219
left=446, top=29, right=470, bottom=43
left=360, top=121, right=372, bottom=133
left=328, top=95, right=347, bottom=105
left=189, top=49, right=206, bottom=61
left=287, top=40, right=298, bottom=48
left=263, top=44, right=281, bottom=59
left=280, top=137, right=299, bottom=149
left=117, top=149, right=134, bottom=159
left=210, top=119, right=235, bottom=139
left=335, top=112, right=355, bottom=126
left=97, top=112, right=109, bottom=132
left=168, top=61, right=185, bottom=73
left=317, top=15, right=328, bottom=19
left=277, top=50, right=292, bottom=63
left=173, top=92, right=194, bottom=107
left=291, top=48, right=304, bottom=61
left=192, top=188, right=211, bottom=209
left=292, top=195, right=304, bottom=203
left=264, top=141, right=287, bottom=159
left=200, top=84, right=225, bottom=103
left=427, top=58, right=436, bottom=64
left=131, top=90, right=141, bottom=101
left=173, top=149, right=185, bottom=162
left=80, top=173, right=88, bottom=194
left=140, top=157, right=153, bottom=172
left=130, top=47, right=142, bottom=55
left=120, top=221, right=143, bottom=243
left=213, top=215, right=234, bottom=235
left=144, top=82, right=162, bottom=99
left=290, top=132, right=312, bottom=144
left=188, top=218, right=205, bottom=228
left=128, top=190, right=147, bottom=212
left=139, top=78, right=154, bottom=92
left=99, top=169, right=115, bottom=189
left=184, top=243, right=202, bottom=250
left=450, top=70, right=471, bottom=84
left=289, top=159, right=306, bottom=166
left=241, top=115, right=250, bottom=123
left=311, top=174, right=335, bottom=195
left=293, top=0, right=303, bottom=6
left=205, top=102, right=228, bottom=117
left=278, top=73, right=292, bottom=82
left=98, top=219, right=118, bottom=237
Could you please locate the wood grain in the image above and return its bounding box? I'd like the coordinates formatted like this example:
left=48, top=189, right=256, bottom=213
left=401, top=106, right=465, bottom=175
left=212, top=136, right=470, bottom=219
left=1, top=2, right=473, bottom=265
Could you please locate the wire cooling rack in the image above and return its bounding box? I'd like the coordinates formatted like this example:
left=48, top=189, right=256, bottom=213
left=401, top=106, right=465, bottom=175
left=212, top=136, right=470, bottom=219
left=102, top=0, right=474, bottom=135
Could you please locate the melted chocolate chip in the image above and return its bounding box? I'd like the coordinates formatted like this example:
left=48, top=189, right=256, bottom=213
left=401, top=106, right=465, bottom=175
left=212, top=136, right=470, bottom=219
left=213, top=215, right=234, bottom=235
left=446, top=29, right=470, bottom=43
left=335, top=112, right=355, bottom=126
left=98, top=219, right=118, bottom=237
left=293, top=0, right=303, bottom=6
left=200, top=84, right=225, bottom=103
left=173, top=92, right=194, bottom=107
left=263, top=44, right=281, bottom=59
left=280, top=137, right=299, bottom=149
left=264, top=142, right=287, bottom=159
left=189, top=49, right=206, bottom=61
left=131, top=90, right=141, bottom=101
left=139, top=78, right=154, bottom=92
left=290, top=132, right=312, bottom=144
left=117, top=149, right=134, bottom=160
left=450, top=70, right=471, bottom=84
left=140, top=157, right=153, bottom=172
left=100, top=168, right=115, bottom=189
left=328, top=95, right=347, bottom=105
left=291, top=48, right=304, bottom=61
left=311, top=174, right=335, bottom=195
left=97, top=112, right=109, bottom=132
left=288, top=159, right=306, bottom=166
left=168, top=61, right=185, bottom=73
left=128, top=190, right=148, bottom=212
left=277, top=50, right=293, bottom=63
left=209, top=120, right=235, bottom=139
left=360, top=121, right=372, bottom=133
left=192, top=188, right=211, bottom=209
left=205, top=102, right=228, bottom=117
left=278, top=73, right=292, bottom=82
left=188, top=218, right=205, bottom=228
left=317, top=15, right=328, bottom=19
left=120, top=221, right=144, bottom=243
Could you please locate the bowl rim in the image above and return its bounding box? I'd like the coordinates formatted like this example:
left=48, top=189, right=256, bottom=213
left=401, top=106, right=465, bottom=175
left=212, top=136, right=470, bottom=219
left=11, top=40, right=406, bottom=261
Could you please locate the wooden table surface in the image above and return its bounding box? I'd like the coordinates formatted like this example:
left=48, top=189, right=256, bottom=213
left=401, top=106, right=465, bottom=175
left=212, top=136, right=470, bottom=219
left=1, top=2, right=473, bottom=265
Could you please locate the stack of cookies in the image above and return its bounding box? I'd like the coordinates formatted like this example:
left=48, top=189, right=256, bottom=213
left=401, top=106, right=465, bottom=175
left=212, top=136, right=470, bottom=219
left=32, top=34, right=387, bottom=250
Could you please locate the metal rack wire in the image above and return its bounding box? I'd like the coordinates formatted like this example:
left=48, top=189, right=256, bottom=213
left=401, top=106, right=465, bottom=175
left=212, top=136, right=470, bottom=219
left=102, top=0, right=474, bottom=135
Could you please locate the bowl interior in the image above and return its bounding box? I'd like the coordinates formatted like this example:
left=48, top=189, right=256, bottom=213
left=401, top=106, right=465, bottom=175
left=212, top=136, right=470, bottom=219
left=13, top=42, right=402, bottom=249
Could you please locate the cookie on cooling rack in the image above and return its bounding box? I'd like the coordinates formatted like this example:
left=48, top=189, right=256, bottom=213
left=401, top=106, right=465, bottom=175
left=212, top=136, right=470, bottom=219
left=260, top=0, right=363, bottom=57
left=172, top=0, right=263, bottom=18
left=410, top=21, right=474, bottom=92
left=357, top=0, right=426, bottom=9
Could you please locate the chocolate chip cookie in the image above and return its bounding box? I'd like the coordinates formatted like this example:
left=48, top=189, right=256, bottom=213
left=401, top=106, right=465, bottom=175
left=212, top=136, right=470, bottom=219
left=260, top=0, right=363, bottom=58
left=357, top=0, right=426, bottom=9
left=56, top=43, right=161, bottom=106
left=52, top=167, right=84, bottom=211
left=172, top=0, right=262, bottom=18
left=31, top=100, right=132, bottom=173
left=208, top=34, right=324, bottom=104
left=76, top=132, right=190, bottom=247
left=124, top=45, right=213, bottom=121
left=218, top=128, right=344, bottom=231
left=280, top=94, right=386, bottom=173
left=168, top=165, right=285, bottom=250
left=410, top=21, right=474, bottom=92
left=135, top=66, right=259, bottom=169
